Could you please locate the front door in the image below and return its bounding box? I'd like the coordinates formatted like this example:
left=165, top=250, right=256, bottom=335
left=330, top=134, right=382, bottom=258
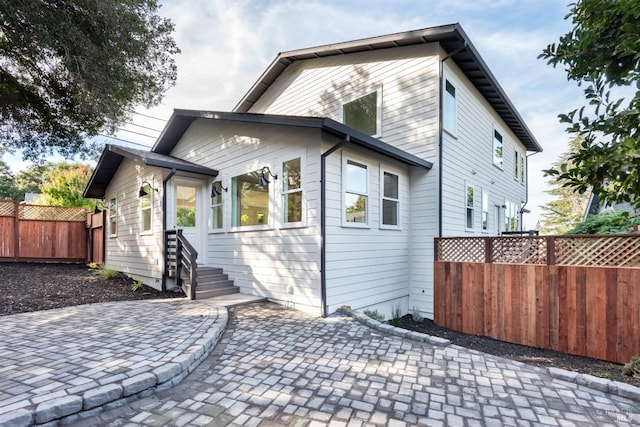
left=175, top=179, right=206, bottom=264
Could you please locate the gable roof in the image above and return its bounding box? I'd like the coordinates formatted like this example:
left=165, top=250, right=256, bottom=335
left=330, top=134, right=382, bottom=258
left=233, top=23, right=542, bottom=153
left=83, top=144, right=218, bottom=199
left=153, top=109, right=433, bottom=169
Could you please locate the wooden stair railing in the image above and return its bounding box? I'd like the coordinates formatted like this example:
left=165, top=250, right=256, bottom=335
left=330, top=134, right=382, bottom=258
left=164, top=229, right=198, bottom=300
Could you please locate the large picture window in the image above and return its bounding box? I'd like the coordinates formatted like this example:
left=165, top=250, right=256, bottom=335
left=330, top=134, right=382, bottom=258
left=493, top=130, right=503, bottom=169
left=232, top=169, right=269, bottom=227
left=109, top=197, right=117, bottom=236
left=210, top=181, right=224, bottom=230
left=344, top=160, right=368, bottom=224
left=140, top=184, right=152, bottom=233
left=381, top=171, right=399, bottom=227
left=444, top=80, right=456, bottom=134
left=282, top=158, right=302, bottom=224
left=343, top=91, right=380, bottom=136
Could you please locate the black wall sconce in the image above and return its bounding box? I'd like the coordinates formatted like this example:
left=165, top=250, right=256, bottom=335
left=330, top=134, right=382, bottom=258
left=259, top=166, right=278, bottom=186
left=211, top=181, right=228, bottom=198
left=93, top=200, right=105, bottom=214
left=139, top=181, right=158, bottom=197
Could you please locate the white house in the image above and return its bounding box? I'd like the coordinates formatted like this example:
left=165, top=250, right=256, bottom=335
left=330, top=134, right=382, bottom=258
left=84, top=24, right=542, bottom=319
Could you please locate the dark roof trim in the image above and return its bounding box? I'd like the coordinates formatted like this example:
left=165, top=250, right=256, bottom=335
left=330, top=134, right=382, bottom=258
left=153, top=110, right=432, bottom=169
left=232, top=23, right=542, bottom=153
left=83, top=144, right=218, bottom=199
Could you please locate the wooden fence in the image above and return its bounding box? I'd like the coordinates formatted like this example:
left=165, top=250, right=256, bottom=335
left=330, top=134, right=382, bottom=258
left=0, top=200, right=104, bottom=264
left=435, top=235, right=640, bottom=364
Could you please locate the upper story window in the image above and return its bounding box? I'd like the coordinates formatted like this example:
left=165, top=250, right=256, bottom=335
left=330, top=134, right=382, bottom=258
left=443, top=80, right=456, bottom=134
left=210, top=181, right=224, bottom=230
left=232, top=169, right=269, bottom=228
left=520, top=155, right=525, bottom=184
left=140, top=184, right=152, bottom=233
left=493, top=130, right=503, bottom=169
left=514, top=151, right=520, bottom=181
left=381, top=171, right=399, bottom=227
left=342, top=91, right=380, bottom=136
left=108, top=197, right=117, bottom=237
left=465, top=183, right=474, bottom=230
left=282, top=157, right=303, bottom=224
left=344, top=159, right=368, bottom=225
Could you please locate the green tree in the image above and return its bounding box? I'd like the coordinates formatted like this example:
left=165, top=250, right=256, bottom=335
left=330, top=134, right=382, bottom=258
left=12, top=163, right=54, bottom=196
left=40, top=163, right=94, bottom=208
left=568, top=211, right=640, bottom=234
left=539, top=138, right=591, bottom=234
left=0, top=159, right=21, bottom=200
left=0, top=0, right=179, bottom=160
left=540, top=0, right=640, bottom=210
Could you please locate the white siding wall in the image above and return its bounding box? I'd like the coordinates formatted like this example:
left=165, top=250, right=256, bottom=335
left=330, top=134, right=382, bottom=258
left=440, top=59, right=528, bottom=238
left=170, top=119, right=323, bottom=315
left=104, top=159, right=165, bottom=288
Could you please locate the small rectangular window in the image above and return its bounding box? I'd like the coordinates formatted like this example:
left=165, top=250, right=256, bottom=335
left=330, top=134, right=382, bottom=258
left=520, top=155, right=525, bottom=184
left=232, top=169, right=269, bottom=227
left=343, top=91, right=379, bottom=136
left=466, top=183, right=474, bottom=230
left=444, top=80, right=456, bottom=134
left=382, top=171, right=399, bottom=227
left=344, top=160, right=368, bottom=224
left=514, top=151, right=519, bottom=181
left=283, top=158, right=302, bottom=224
left=493, top=130, right=503, bottom=169
left=210, top=181, right=224, bottom=230
left=176, top=185, right=196, bottom=227
left=140, top=184, right=152, bottom=233
left=109, top=198, right=117, bottom=236
left=482, top=191, right=489, bottom=231
left=504, top=200, right=519, bottom=232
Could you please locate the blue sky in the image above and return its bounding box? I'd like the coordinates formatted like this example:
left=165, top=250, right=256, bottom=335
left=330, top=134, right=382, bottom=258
left=5, top=0, right=583, bottom=229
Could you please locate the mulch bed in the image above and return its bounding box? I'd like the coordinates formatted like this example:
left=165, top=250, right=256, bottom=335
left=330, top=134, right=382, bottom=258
left=396, top=314, right=640, bottom=388
left=1, top=262, right=638, bottom=389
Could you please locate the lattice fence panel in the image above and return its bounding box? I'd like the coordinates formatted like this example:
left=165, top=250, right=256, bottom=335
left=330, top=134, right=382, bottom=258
left=0, top=201, right=16, bottom=217
left=555, top=236, right=640, bottom=267
left=437, top=238, right=486, bottom=263
left=18, top=204, right=88, bottom=221
left=492, top=237, right=547, bottom=264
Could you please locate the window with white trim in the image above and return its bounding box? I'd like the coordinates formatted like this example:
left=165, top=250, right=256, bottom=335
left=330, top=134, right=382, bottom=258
left=108, top=197, right=117, bottom=236
left=482, top=191, right=489, bottom=231
left=282, top=157, right=302, bottom=224
left=342, top=91, right=380, bottom=136
left=344, top=159, right=368, bottom=225
left=444, top=80, right=456, bottom=134
left=232, top=169, right=270, bottom=228
left=381, top=171, right=399, bottom=227
left=140, top=184, right=152, bottom=233
left=493, top=130, right=503, bottom=169
left=504, top=200, right=519, bottom=232
left=465, top=183, right=474, bottom=230
left=210, top=181, right=224, bottom=230
left=514, top=151, right=520, bottom=181
left=520, top=155, right=525, bottom=184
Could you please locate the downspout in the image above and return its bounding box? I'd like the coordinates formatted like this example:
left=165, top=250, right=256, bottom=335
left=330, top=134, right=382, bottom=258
left=520, top=152, right=539, bottom=233
left=161, top=168, right=177, bottom=292
left=438, top=42, right=466, bottom=237
left=320, top=136, right=349, bottom=317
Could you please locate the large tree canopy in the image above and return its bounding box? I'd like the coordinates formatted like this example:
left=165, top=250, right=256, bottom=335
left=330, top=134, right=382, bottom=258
left=540, top=0, right=640, bottom=209
left=0, top=0, right=179, bottom=160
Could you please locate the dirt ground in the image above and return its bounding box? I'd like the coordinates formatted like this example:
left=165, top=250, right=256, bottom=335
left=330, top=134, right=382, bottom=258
left=1, top=262, right=638, bottom=388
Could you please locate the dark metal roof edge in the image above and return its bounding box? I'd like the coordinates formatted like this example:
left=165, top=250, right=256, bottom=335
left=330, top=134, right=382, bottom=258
left=83, top=144, right=121, bottom=199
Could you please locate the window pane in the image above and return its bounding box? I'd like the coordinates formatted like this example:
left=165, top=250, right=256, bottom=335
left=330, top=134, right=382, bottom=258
left=346, top=160, right=367, bottom=193
left=232, top=170, right=269, bottom=227
left=383, top=172, right=398, bottom=199
left=284, top=191, right=302, bottom=223
left=382, top=199, right=398, bottom=226
left=343, top=92, right=377, bottom=135
left=283, top=158, right=301, bottom=192
left=142, top=210, right=151, bottom=231
left=493, top=130, right=503, bottom=168
left=466, top=186, right=474, bottom=207
left=211, top=206, right=223, bottom=229
left=176, top=185, right=196, bottom=227
left=345, top=193, right=367, bottom=223
left=444, top=80, right=456, bottom=133
left=467, top=208, right=474, bottom=229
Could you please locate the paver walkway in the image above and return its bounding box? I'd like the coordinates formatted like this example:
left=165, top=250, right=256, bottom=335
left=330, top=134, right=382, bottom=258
left=78, top=302, right=639, bottom=426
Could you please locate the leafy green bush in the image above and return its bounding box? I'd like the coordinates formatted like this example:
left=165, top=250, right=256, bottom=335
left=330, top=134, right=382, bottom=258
left=363, top=309, right=385, bottom=323
left=567, top=212, right=640, bottom=235
left=622, top=356, right=640, bottom=377
left=131, top=277, right=143, bottom=291
left=99, top=267, right=120, bottom=280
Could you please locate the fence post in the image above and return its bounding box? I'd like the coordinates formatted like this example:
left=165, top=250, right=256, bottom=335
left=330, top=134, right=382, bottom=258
left=13, top=201, right=19, bottom=261
left=547, top=236, right=556, bottom=266
left=434, top=238, right=440, bottom=261
left=484, top=237, right=491, bottom=263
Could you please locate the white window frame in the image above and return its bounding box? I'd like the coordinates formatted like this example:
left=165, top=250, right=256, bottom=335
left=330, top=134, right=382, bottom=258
left=230, top=166, right=274, bottom=232
left=465, top=182, right=474, bottom=231
left=341, top=86, right=383, bottom=137
left=209, top=180, right=225, bottom=232
left=514, top=151, right=520, bottom=181
left=281, top=156, right=305, bottom=228
left=482, top=190, right=489, bottom=232
left=520, top=154, right=526, bottom=184
left=380, top=169, right=400, bottom=229
left=493, top=129, right=504, bottom=169
left=140, top=183, right=152, bottom=235
left=108, top=197, right=117, bottom=237
left=443, top=79, right=456, bottom=135
left=504, top=199, right=519, bottom=232
left=342, top=157, right=369, bottom=228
